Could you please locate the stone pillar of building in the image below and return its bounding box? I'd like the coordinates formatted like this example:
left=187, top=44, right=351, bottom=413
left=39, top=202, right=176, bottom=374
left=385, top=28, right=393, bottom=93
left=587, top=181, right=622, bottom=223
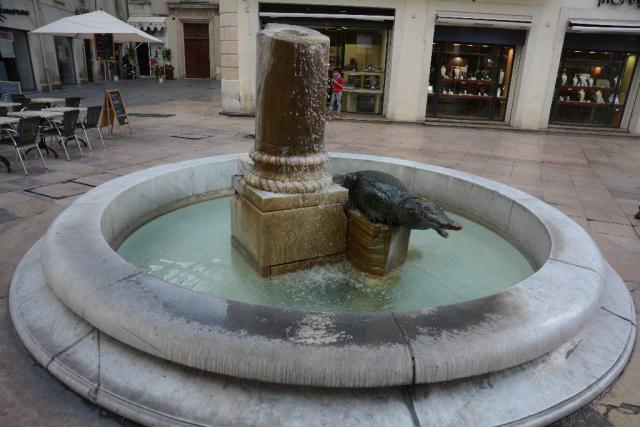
left=220, top=0, right=242, bottom=112
left=384, top=0, right=429, bottom=122
left=509, top=2, right=563, bottom=130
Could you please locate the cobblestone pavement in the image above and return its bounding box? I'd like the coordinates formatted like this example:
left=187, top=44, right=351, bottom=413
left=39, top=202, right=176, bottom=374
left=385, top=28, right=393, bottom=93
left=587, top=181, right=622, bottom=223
left=1, top=80, right=639, bottom=426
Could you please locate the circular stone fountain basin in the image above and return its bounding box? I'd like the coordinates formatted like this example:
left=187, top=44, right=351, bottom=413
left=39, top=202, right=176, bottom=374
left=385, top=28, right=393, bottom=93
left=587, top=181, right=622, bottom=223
left=118, top=197, right=534, bottom=313
left=9, top=153, right=635, bottom=426
left=28, top=153, right=610, bottom=389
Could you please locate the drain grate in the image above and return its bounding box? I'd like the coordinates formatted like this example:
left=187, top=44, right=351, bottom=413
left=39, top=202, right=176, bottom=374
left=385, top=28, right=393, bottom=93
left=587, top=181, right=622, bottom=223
left=25, top=181, right=94, bottom=200
left=171, top=133, right=214, bottom=140
left=128, top=113, right=176, bottom=118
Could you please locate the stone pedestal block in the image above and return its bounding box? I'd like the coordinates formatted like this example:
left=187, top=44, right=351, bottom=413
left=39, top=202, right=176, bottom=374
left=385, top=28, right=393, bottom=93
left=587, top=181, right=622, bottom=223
left=231, top=177, right=348, bottom=277
left=346, top=209, right=411, bottom=276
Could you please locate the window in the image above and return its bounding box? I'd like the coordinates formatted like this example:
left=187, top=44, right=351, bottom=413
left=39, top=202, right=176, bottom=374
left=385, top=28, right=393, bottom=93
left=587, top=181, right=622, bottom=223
left=427, top=43, right=516, bottom=121
left=550, top=50, right=638, bottom=128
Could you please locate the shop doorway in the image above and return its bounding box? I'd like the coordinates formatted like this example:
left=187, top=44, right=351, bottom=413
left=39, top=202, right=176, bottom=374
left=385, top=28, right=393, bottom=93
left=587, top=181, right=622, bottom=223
left=258, top=3, right=394, bottom=116
left=426, top=26, right=525, bottom=121
left=84, top=39, right=93, bottom=82
left=550, top=33, right=640, bottom=128
left=54, top=36, right=76, bottom=86
left=322, top=28, right=388, bottom=115
left=184, top=23, right=210, bottom=78
left=137, top=43, right=150, bottom=76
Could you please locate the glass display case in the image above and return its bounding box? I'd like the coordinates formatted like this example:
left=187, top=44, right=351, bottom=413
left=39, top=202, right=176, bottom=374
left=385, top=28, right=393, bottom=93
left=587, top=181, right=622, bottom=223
left=427, top=43, right=516, bottom=121
left=550, top=50, right=638, bottom=128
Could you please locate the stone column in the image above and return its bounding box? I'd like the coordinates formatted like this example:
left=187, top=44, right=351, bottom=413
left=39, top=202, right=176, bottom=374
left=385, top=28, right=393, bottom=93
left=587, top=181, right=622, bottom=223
left=245, top=24, right=332, bottom=194
left=231, top=24, right=347, bottom=277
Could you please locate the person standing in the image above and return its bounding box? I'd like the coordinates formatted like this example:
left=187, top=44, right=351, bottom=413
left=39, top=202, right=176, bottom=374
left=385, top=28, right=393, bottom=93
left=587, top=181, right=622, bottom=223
left=328, top=68, right=344, bottom=119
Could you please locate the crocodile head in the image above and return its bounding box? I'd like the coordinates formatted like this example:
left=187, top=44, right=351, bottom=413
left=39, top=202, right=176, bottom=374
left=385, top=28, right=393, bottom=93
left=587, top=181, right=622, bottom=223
left=396, top=198, right=463, bottom=238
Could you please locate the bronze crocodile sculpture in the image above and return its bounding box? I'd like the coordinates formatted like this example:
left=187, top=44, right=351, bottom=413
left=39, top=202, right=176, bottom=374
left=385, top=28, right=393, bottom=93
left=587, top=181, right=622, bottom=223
left=337, top=170, right=463, bottom=238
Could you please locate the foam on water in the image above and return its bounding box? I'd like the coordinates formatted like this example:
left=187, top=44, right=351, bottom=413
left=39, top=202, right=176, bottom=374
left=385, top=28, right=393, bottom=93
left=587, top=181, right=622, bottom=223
left=118, top=197, right=534, bottom=313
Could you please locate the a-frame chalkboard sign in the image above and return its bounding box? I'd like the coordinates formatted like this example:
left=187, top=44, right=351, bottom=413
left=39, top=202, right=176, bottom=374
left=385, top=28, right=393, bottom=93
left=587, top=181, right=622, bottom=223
left=99, top=89, right=133, bottom=134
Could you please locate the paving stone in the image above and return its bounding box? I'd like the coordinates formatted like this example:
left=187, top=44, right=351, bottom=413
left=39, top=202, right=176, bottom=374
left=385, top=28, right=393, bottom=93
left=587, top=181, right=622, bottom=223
left=0, top=177, right=46, bottom=192
left=72, top=173, right=118, bottom=187
left=0, top=207, right=19, bottom=224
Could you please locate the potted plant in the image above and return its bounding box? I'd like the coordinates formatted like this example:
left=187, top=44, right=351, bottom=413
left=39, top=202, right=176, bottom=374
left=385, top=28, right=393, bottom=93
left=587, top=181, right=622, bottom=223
left=110, top=62, right=119, bottom=81
left=124, top=45, right=137, bottom=79
left=162, top=47, right=172, bottom=64
left=162, top=48, right=173, bottom=80
left=154, top=65, right=163, bottom=83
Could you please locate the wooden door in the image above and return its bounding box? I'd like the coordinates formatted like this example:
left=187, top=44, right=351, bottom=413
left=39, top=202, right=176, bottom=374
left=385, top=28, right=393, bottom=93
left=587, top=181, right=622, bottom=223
left=184, top=23, right=210, bottom=78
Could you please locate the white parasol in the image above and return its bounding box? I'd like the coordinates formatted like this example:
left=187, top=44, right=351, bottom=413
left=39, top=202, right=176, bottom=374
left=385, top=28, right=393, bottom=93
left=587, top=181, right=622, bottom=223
left=30, top=10, right=162, bottom=43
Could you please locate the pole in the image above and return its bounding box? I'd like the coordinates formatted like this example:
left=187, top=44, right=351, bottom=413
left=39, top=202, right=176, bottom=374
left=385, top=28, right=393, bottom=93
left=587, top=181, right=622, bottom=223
left=103, top=60, right=112, bottom=135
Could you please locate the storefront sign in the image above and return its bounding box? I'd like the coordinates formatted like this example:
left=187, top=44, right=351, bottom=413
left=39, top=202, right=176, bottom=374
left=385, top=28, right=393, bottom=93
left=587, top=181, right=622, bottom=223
left=597, top=0, right=640, bottom=8
left=0, top=5, right=30, bottom=23
left=95, top=33, right=114, bottom=61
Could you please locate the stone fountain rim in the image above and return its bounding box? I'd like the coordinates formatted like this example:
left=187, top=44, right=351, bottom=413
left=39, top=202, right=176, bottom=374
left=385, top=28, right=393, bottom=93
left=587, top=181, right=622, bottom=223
left=38, top=153, right=609, bottom=388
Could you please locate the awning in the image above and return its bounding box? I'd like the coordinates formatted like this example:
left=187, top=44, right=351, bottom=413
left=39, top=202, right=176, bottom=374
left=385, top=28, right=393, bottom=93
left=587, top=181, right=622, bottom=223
left=568, top=19, right=640, bottom=34
left=436, top=13, right=532, bottom=30
left=30, top=10, right=162, bottom=43
left=258, top=12, right=393, bottom=22
left=127, top=16, right=167, bottom=33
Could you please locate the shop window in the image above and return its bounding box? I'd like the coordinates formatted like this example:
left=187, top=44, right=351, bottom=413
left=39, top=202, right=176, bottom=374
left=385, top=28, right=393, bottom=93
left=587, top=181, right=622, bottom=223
left=323, top=28, right=387, bottom=114
left=54, top=36, right=77, bottom=86
left=550, top=50, right=638, bottom=128
left=259, top=17, right=390, bottom=115
left=427, top=43, right=516, bottom=121
left=0, top=29, right=35, bottom=91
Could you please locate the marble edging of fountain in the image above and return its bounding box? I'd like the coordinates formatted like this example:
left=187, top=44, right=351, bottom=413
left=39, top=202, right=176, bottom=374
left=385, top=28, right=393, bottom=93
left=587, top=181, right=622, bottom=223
left=33, top=154, right=612, bottom=388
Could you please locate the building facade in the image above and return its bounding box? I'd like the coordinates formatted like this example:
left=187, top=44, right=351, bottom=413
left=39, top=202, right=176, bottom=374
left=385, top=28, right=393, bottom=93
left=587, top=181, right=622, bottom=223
left=127, top=1, right=221, bottom=80
left=1, top=0, right=127, bottom=92
left=219, top=0, right=640, bottom=135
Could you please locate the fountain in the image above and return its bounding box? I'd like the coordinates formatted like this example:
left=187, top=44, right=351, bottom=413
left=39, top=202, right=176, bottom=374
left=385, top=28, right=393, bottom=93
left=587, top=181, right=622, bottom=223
left=9, top=24, right=636, bottom=426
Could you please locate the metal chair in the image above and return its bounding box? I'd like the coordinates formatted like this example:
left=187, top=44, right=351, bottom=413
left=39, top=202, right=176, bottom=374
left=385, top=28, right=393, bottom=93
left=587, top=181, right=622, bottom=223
left=77, top=106, right=104, bottom=149
left=43, top=110, right=82, bottom=160
left=11, top=95, right=30, bottom=111
left=28, top=102, right=45, bottom=111
left=65, top=97, right=81, bottom=107
left=4, top=117, right=47, bottom=175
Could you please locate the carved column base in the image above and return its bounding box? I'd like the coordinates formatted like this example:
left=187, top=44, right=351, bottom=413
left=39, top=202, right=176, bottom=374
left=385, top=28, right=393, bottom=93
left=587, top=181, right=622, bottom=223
left=346, top=209, right=411, bottom=276
left=231, top=176, right=347, bottom=277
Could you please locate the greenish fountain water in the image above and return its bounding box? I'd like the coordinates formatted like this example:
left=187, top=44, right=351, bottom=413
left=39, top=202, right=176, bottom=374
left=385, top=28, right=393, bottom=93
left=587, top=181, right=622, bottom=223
left=118, top=196, right=534, bottom=313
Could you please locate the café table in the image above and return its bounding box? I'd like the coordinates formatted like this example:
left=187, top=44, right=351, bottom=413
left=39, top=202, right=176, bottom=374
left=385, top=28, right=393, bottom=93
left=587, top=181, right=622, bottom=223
left=29, top=98, right=65, bottom=105
left=8, top=110, right=62, bottom=158
left=44, top=106, right=87, bottom=113
left=0, top=101, right=21, bottom=109
left=0, top=117, right=19, bottom=126
left=0, top=116, right=20, bottom=172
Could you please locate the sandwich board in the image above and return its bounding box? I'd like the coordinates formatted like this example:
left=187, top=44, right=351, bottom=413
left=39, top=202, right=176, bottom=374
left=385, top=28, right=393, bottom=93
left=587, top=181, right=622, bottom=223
left=98, top=89, right=133, bottom=134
